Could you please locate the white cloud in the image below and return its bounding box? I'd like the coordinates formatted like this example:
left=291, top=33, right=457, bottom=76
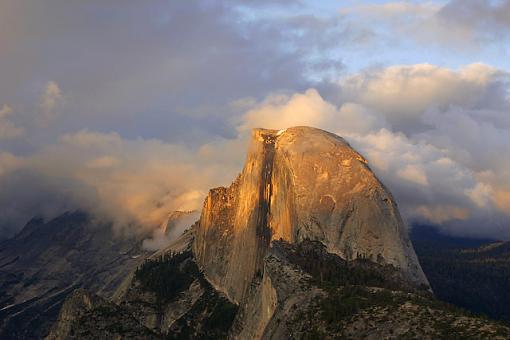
left=338, top=63, right=506, bottom=132
left=397, top=164, right=429, bottom=186
left=0, top=129, right=243, bottom=237
left=346, top=129, right=488, bottom=226
left=240, top=89, right=338, bottom=131
left=142, top=210, right=200, bottom=251
left=240, top=88, right=385, bottom=134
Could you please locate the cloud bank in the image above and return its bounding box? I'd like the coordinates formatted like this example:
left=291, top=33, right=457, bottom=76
left=0, top=1, right=509, bottom=241
left=2, top=62, right=508, bottom=240
left=0, top=130, right=244, bottom=237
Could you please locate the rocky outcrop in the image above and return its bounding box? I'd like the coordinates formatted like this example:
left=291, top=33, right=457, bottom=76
left=49, top=233, right=239, bottom=340
left=194, top=127, right=428, bottom=306
left=46, top=288, right=157, bottom=339
left=112, top=230, right=204, bottom=334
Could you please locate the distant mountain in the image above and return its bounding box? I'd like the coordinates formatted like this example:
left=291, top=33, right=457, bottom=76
left=0, top=211, right=152, bottom=339
left=412, top=225, right=510, bottom=324
left=48, top=127, right=510, bottom=339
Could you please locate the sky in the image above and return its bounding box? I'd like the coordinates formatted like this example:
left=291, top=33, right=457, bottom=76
left=1, top=0, right=510, bottom=240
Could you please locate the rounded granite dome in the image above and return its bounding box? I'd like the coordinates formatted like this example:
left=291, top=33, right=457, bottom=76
left=194, top=126, right=429, bottom=302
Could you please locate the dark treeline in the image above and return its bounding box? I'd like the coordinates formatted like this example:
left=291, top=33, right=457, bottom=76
left=411, top=225, right=510, bottom=324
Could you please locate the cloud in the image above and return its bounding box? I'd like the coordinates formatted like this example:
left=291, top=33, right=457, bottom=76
left=142, top=210, right=200, bottom=251
left=39, top=81, right=64, bottom=126
left=0, top=129, right=244, bottom=238
left=345, top=129, right=493, bottom=229
left=240, top=88, right=386, bottom=134
left=0, top=105, right=24, bottom=139
left=415, top=205, right=470, bottom=225
left=340, top=2, right=439, bottom=18
left=39, top=130, right=241, bottom=229
left=142, top=228, right=171, bottom=252
left=438, top=0, right=510, bottom=39
left=340, top=0, right=510, bottom=48
left=0, top=0, right=351, bottom=146
left=240, top=89, right=337, bottom=131
left=0, top=169, right=95, bottom=238
left=0, top=151, right=23, bottom=176
left=397, top=164, right=429, bottom=187
left=338, top=63, right=508, bottom=132
left=1, top=61, right=509, bottom=240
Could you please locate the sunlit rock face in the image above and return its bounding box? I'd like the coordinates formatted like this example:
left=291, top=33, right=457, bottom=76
left=193, top=126, right=428, bottom=303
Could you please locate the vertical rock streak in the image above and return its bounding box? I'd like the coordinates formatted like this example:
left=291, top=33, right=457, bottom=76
left=255, top=132, right=276, bottom=275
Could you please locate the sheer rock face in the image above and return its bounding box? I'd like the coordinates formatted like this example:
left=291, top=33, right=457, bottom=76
left=193, top=126, right=428, bottom=303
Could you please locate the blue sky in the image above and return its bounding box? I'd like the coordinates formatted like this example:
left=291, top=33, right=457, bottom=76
left=242, top=0, right=510, bottom=73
